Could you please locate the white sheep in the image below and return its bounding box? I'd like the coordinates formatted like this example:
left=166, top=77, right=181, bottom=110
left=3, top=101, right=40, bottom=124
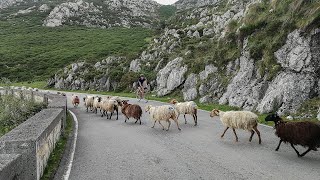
left=100, top=98, right=119, bottom=120
left=145, top=105, right=181, bottom=131
left=169, top=99, right=198, bottom=126
left=210, top=109, right=261, bottom=144
left=83, top=95, right=95, bottom=112
left=92, top=96, right=102, bottom=114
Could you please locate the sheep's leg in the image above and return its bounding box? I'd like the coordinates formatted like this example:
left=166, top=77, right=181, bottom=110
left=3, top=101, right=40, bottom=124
left=249, top=130, right=255, bottom=142
left=159, top=121, right=165, bottom=130
left=221, top=127, right=229, bottom=138
left=194, top=109, right=198, bottom=126
left=125, top=116, right=128, bottom=123
left=151, top=121, right=156, bottom=128
left=232, top=128, right=238, bottom=142
left=184, top=114, right=187, bottom=124
left=253, top=126, right=261, bottom=144
left=299, top=148, right=312, bottom=157
left=86, top=107, right=88, bottom=112
left=134, top=118, right=139, bottom=124
left=275, top=140, right=282, bottom=151
left=139, top=118, right=142, bottom=125
left=290, top=143, right=301, bottom=157
left=167, top=120, right=171, bottom=131
left=175, top=120, right=181, bottom=131
left=115, top=108, right=118, bottom=120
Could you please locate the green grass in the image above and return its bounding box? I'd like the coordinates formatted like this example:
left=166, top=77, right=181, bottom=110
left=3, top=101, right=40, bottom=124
left=0, top=20, right=154, bottom=81
left=0, top=81, right=48, bottom=89
left=159, top=5, right=177, bottom=20
left=41, top=111, right=73, bottom=180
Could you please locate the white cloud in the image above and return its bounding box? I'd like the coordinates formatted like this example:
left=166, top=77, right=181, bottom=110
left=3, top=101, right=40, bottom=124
left=154, top=0, right=178, bottom=5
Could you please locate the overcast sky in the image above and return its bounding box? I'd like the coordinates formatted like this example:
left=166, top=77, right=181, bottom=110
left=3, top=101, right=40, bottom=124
left=154, top=0, right=178, bottom=5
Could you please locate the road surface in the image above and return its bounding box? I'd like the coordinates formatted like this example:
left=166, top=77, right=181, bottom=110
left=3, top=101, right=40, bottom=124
left=61, top=92, right=319, bottom=180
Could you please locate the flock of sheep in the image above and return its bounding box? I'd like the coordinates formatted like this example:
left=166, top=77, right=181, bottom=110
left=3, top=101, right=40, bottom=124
left=71, top=94, right=320, bottom=158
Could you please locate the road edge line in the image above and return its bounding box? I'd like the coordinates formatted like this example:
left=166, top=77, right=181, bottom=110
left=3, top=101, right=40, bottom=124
left=63, top=110, right=79, bottom=180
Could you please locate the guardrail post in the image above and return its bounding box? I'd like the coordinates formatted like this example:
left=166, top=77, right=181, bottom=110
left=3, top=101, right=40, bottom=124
left=43, top=94, right=48, bottom=106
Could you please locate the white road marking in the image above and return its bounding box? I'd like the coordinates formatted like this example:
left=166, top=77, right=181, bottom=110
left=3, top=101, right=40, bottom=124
left=63, top=110, right=79, bottom=180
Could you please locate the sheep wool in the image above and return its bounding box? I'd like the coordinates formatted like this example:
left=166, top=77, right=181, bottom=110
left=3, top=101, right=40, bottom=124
left=265, top=113, right=320, bottom=157
left=219, top=111, right=258, bottom=131
left=121, top=100, right=142, bottom=125
left=210, top=109, right=261, bottom=144
left=145, top=105, right=181, bottom=131
left=100, top=98, right=119, bottom=120
left=92, top=97, right=102, bottom=114
left=169, top=99, right=198, bottom=126
left=71, top=94, right=80, bottom=107
left=84, top=95, right=94, bottom=112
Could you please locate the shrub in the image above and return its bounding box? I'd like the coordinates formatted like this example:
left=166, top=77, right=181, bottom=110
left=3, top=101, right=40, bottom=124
left=0, top=94, right=45, bottom=136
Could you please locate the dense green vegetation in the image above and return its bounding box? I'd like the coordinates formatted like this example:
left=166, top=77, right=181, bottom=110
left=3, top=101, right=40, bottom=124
left=41, top=112, right=73, bottom=180
left=0, top=22, right=153, bottom=81
left=0, top=93, right=45, bottom=137
left=159, top=5, right=177, bottom=20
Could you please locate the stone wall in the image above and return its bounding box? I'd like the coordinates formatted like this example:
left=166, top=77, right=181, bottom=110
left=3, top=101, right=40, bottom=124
left=0, top=87, right=67, bottom=180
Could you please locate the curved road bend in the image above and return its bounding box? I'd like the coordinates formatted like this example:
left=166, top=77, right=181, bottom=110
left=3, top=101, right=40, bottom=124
left=60, top=92, right=319, bottom=180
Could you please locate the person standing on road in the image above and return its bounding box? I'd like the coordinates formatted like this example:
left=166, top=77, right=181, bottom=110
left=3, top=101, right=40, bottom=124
left=137, top=74, right=148, bottom=102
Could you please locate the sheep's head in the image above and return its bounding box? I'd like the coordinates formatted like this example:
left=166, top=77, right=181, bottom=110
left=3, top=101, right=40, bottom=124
left=265, top=113, right=282, bottom=123
left=83, top=97, right=86, bottom=102
left=145, top=105, right=152, bottom=113
left=169, top=99, right=178, bottom=104
left=98, top=97, right=102, bottom=102
left=210, top=109, right=220, bottom=117
left=122, top=100, right=129, bottom=106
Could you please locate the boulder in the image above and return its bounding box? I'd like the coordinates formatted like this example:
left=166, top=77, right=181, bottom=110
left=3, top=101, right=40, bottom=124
left=129, top=59, right=141, bottom=72
left=193, top=30, right=200, bottom=38
left=275, top=30, right=313, bottom=73
left=182, top=73, right=198, bottom=101
left=256, top=72, right=316, bottom=114
left=199, top=64, right=218, bottom=81
left=156, top=57, right=187, bottom=96
left=39, top=4, right=50, bottom=12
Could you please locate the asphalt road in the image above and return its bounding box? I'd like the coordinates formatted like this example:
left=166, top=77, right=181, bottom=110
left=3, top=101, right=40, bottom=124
left=61, top=92, right=319, bottom=180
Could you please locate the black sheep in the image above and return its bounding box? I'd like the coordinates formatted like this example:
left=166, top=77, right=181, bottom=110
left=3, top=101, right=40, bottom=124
left=265, top=113, right=320, bottom=157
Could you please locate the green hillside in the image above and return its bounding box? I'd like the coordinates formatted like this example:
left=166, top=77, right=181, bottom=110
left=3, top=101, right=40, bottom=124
left=0, top=22, right=153, bottom=81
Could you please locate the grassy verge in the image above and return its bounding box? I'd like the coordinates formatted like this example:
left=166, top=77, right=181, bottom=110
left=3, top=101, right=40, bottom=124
left=0, top=81, right=48, bottom=89
left=41, top=111, right=73, bottom=180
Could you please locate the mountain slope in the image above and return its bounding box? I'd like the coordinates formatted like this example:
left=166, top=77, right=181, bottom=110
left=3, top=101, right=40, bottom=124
left=0, top=0, right=165, bottom=81
left=0, top=0, right=162, bottom=28
left=174, top=0, right=220, bottom=10
left=51, top=0, right=320, bottom=116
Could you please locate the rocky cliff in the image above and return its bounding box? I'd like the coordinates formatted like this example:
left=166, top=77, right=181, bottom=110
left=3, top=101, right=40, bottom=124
left=174, top=0, right=220, bottom=10
left=50, top=0, right=320, bottom=116
left=44, top=0, right=161, bottom=28
left=1, top=0, right=161, bottom=28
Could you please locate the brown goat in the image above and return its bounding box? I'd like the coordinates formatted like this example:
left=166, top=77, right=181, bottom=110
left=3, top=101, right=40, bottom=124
left=265, top=114, right=320, bottom=157
left=121, top=100, right=142, bottom=125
